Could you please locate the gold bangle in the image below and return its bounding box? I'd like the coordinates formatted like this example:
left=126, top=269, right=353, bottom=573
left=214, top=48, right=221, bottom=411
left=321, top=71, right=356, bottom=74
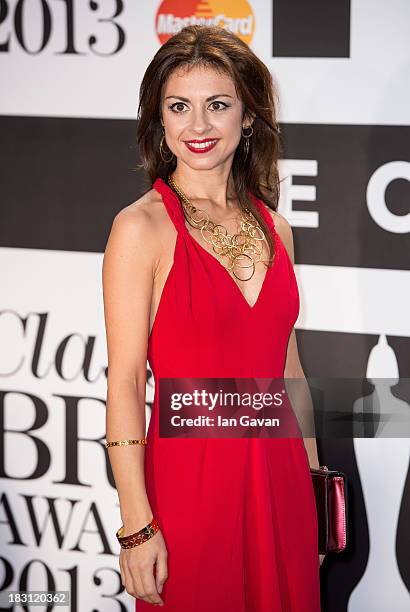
left=105, top=438, right=147, bottom=448
left=116, top=517, right=159, bottom=549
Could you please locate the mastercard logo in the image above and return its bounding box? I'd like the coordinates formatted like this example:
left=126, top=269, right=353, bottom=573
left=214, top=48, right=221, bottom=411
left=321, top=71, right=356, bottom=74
left=155, top=0, right=255, bottom=45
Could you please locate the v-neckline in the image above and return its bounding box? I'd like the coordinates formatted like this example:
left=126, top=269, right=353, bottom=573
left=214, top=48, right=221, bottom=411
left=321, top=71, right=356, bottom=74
left=153, top=177, right=280, bottom=311
left=184, top=226, right=278, bottom=310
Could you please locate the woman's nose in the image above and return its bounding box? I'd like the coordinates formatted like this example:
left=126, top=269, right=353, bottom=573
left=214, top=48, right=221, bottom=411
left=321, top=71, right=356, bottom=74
left=189, top=109, right=212, bottom=132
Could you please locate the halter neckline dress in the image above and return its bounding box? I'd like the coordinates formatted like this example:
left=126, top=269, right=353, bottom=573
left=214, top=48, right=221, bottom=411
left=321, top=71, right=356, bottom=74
left=138, top=177, right=321, bottom=611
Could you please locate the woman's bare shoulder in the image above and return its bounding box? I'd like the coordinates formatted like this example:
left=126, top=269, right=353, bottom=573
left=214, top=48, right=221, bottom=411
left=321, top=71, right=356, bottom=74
left=115, top=188, right=167, bottom=228
left=108, top=187, right=171, bottom=249
left=262, top=205, right=295, bottom=264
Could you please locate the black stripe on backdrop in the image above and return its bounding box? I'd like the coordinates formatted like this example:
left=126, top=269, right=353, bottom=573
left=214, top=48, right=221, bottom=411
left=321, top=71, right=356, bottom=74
left=1, top=115, right=409, bottom=270
left=1, top=115, right=144, bottom=253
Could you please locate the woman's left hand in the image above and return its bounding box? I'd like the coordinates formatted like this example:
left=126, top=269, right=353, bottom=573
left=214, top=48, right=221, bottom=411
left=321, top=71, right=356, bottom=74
left=319, top=553, right=326, bottom=567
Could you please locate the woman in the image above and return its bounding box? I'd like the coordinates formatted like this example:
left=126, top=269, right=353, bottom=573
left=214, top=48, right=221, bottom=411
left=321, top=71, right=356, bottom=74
left=103, top=25, right=324, bottom=611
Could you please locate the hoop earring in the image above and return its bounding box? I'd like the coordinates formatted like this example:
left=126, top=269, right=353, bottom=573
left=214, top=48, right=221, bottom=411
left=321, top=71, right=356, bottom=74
left=159, top=129, right=174, bottom=163
left=241, top=125, right=253, bottom=157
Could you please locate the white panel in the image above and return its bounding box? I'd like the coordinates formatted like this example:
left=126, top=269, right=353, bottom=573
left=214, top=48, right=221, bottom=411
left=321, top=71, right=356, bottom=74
left=0, top=0, right=409, bottom=123
left=295, top=264, right=410, bottom=336
left=0, top=246, right=152, bottom=609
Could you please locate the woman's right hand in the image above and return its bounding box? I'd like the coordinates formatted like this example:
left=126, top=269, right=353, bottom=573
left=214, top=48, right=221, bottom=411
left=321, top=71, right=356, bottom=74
left=119, top=529, right=168, bottom=606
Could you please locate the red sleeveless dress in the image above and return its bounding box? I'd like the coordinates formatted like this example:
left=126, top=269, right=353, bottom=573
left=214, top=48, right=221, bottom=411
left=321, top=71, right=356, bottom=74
left=138, top=177, right=321, bottom=611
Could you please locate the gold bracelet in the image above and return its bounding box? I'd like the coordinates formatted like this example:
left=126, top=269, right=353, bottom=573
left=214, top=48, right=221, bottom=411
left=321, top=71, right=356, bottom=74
left=105, top=438, right=147, bottom=448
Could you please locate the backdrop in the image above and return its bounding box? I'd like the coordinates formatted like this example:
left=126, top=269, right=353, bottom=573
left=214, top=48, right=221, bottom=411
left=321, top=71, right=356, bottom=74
left=1, top=1, right=409, bottom=610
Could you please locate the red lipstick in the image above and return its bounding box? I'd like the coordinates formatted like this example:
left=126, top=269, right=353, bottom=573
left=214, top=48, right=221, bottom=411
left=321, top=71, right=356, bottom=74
left=184, top=138, right=219, bottom=154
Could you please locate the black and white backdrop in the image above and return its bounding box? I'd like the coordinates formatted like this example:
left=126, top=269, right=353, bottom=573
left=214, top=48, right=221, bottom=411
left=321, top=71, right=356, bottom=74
left=1, top=1, right=409, bottom=610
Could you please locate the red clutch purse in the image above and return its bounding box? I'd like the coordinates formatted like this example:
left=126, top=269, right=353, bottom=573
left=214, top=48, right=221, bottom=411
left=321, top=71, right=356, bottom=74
left=310, top=465, right=348, bottom=555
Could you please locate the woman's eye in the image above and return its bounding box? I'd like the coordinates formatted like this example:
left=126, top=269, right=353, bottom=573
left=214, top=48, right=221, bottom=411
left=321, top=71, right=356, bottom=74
left=209, top=101, right=229, bottom=111
left=169, top=102, right=187, bottom=113
left=168, top=101, right=229, bottom=113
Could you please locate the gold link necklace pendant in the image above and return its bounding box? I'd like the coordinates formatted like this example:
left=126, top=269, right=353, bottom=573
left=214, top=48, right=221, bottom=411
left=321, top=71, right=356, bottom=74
left=167, top=174, right=267, bottom=281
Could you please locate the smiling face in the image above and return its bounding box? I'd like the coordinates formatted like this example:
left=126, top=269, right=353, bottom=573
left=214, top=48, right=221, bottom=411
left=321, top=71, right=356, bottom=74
left=161, top=64, right=249, bottom=172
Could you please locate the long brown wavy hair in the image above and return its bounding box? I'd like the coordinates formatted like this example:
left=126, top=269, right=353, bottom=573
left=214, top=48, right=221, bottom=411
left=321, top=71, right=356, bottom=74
left=136, top=25, right=283, bottom=265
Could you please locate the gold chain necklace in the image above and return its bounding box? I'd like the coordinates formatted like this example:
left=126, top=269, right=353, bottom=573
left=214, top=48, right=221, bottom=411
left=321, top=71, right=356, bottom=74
left=167, top=174, right=267, bottom=281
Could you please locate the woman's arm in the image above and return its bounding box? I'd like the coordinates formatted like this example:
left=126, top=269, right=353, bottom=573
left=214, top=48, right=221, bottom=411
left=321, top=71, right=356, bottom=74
left=284, top=328, right=320, bottom=469
left=272, top=211, right=320, bottom=470
left=102, top=203, right=168, bottom=604
left=103, top=205, right=156, bottom=532
left=275, top=212, right=326, bottom=567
